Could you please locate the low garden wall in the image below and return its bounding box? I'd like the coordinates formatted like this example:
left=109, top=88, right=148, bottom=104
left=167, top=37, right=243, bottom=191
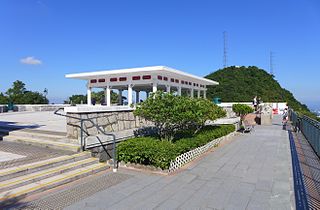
left=0, top=104, right=68, bottom=113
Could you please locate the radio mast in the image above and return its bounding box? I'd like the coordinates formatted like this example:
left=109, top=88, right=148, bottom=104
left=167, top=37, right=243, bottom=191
left=223, top=31, right=228, bottom=68
left=270, top=51, right=274, bottom=76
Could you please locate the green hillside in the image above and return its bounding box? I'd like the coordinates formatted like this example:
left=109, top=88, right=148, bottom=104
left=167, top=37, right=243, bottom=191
left=205, top=66, right=310, bottom=113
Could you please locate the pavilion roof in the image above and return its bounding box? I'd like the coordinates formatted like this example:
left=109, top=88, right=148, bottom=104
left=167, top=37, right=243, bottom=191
left=65, top=66, right=218, bottom=86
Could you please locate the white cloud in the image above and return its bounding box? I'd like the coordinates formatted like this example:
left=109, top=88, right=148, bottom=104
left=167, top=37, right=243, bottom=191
left=20, top=56, right=42, bottom=65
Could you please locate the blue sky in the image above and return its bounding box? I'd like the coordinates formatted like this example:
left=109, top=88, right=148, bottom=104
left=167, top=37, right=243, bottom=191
left=0, top=0, right=319, bottom=108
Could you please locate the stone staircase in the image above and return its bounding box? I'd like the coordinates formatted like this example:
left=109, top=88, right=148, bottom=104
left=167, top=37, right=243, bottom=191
left=0, top=152, right=108, bottom=205
left=0, top=126, right=80, bottom=152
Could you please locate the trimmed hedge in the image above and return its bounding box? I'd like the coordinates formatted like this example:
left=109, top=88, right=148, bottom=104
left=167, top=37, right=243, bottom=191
left=117, top=125, right=235, bottom=169
left=232, top=104, right=254, bottom=116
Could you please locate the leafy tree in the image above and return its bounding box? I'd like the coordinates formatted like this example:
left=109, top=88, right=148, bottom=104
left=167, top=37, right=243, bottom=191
left=6, top=80, right=26, bottom=103
left=232, top=104, right=254, bottom=116
left=22, top=91, right=49, bottom=104
left=4, top=80, right=48, bottom=104
left=134, top=91, right=226, bottom=141
left=65, top=91, right=119, bottom=104
left=65, top=94, right=87, bottom=104
left=0, top=93, right=8, bottom=104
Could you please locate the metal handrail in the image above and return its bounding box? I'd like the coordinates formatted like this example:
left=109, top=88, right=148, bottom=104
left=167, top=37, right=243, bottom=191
left=54, top=108, right=117, bottom=172
left=290, top=109, right=320, bottom=157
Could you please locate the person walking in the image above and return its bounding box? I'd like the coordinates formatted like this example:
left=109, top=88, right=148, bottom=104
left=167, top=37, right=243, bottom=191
left=253, top=96, right=258, bottom=111
left=282, top=108, right=288, bottom=130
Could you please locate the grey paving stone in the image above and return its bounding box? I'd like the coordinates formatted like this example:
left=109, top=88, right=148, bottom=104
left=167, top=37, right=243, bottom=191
left=63, top=115, right=294, bottom=209
left=225, top=192, right=251, bottom=210
left=246, top=200, right=270, bottom=210
left=250, top=190, right=272, bottom=203
left=234, top=182, right=255, bottom=194
left=255, top=179, right=273, bottom=192
left=154, top=199, right=184, bottom=210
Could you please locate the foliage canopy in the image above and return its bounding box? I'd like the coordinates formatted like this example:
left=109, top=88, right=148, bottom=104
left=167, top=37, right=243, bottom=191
left=0, top=80, right=48, bottom=104
left=133, top=91, right=226, bottom=141
left=232, top=104, right=254, bottom=116
left=65, top=91, right=119, bottom=105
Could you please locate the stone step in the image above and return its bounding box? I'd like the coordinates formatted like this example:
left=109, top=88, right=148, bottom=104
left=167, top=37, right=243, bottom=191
left=0, top=158, right=98, bottom=192
left=8, top=130, right=66, bottom=141
left=3, top=135, right=80, bottom=152
left=0, top=162, right=108, bottom=204
left=15, top=129, right=67, bottom=137
left=0, top=153, right=90, bottom=181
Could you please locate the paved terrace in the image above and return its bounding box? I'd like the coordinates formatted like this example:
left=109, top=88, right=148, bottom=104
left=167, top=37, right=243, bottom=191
left=61, top=115, right=294, bottom=210
left=0, top=111, right=66, bottom=132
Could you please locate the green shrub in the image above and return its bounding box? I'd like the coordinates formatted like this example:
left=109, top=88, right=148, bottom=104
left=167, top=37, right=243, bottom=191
left=232, top=104, right=254, bottom=116
left=134, top=91, right=226, bottom=141
left=117, top=125, right=235, bottom=169
left=117, top=137, right=179, bottom=169
left=175, top=125, right=235, bottom=153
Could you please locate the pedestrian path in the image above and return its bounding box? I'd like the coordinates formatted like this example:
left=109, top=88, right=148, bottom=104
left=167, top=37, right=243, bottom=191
left=66, top=115, right=294, bottom=210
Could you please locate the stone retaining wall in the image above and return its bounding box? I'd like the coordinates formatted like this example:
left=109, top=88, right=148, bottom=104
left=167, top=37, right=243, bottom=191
left=66, top=110, right=152, bottom=139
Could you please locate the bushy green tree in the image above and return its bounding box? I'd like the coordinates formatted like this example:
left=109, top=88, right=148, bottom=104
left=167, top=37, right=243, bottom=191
left=134, top=91, right=226, bottom=141
left=65, top=91, right=119, bottom=104
left=232, top=104, right=254, bottom=116
left=0, top=93, right=8, bottom=104
left=65, top=94, right=87, bottom=104
left=22, top=91, right=49, bottom=104
left=4, top=80, right=48, bottom=104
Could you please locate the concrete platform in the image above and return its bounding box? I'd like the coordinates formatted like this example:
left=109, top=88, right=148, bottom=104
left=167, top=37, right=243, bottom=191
left=0, top=111, right=66, bottom=133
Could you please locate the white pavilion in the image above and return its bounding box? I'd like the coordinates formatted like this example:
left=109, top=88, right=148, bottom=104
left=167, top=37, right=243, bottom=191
left=65, top=66, right=218, bottom=112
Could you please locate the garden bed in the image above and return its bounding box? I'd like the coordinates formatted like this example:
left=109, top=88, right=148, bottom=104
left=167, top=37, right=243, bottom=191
left=117, top=125, right=235, bottom=172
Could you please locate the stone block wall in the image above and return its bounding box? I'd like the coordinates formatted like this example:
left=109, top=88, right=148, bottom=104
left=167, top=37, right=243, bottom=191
left=66, top=110, right=152, bottom=139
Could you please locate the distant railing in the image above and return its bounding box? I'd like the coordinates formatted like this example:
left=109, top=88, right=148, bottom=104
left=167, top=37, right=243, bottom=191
left=290, top=109, right=320, bottom=157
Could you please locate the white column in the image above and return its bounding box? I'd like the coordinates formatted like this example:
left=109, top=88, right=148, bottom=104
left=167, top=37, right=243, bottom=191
left=190, top=88, right=194, bottom=98
left=106, top=86, right=111, bottom=107
left=166, top=85, right=171, bottom=93
left=118, top=90, right=122, bottom=105
left=87, top=87, right=92, bottom=105
left=135, top=90, right=140, bottom=104
left=197, top=89, right=200, bottom=98
left=127, top=84, right=133, bottom=106
left=152, top=83, right=157, bottom=93
left=203, top=90, right=206, bottom=99
left=178, top=86, right=182, bottom=96
left=104, top=88, right=107, bottom=105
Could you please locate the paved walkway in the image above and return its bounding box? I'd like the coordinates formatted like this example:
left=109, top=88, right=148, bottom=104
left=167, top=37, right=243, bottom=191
left=66, top=115, right=294, bottom=210
left=0, top=111, right=66, bottom=132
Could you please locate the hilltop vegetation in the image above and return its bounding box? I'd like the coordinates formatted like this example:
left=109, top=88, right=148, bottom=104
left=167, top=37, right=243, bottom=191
left=205, top=66, right=311, bottom=114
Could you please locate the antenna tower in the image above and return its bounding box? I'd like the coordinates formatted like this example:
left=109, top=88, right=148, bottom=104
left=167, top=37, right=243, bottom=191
left=223, top=31, right=228, bottom=68
left=270, top=51, right=274, bottom=76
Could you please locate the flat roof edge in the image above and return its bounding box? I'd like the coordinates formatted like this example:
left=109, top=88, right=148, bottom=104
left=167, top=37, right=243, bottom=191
left=65, top=66, right=218, bottom=85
